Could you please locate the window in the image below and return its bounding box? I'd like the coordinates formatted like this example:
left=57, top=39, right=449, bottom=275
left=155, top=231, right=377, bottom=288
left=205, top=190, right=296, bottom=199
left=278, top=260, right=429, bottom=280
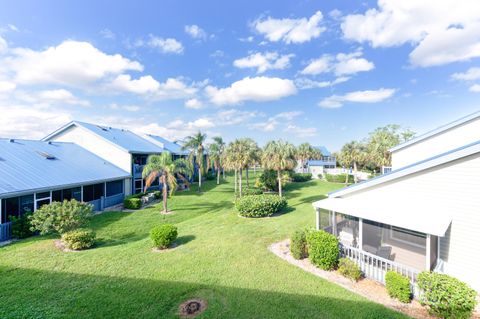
left=52, top=190, right=62, bottom=202
left=390, top=226, right=426, bottom=248
left=83, top=183, right=105, bottom=202
left=1, top=195, right=34, bottom=223
left=35, top=192, right=51, bottom=210
left=51, top=187, right=82, bottom=202
left=134, top=179, right=143, bottom=194
left=106, top=180, right=124, bottom=197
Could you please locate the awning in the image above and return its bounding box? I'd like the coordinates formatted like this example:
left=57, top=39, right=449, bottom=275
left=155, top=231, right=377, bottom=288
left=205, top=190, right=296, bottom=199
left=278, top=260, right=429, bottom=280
left=312, top=197, right=452, bottom=237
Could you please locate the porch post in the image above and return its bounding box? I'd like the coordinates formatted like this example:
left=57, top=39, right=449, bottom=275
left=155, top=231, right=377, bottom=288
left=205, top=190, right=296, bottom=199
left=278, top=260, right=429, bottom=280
left=358, top=218, right=363, bottom=249
left=331, top=211, right=337, bottom=235
left=426, top=234, right=431, bottom=270
left=80, top=185, right=84, bottom=202
left=315, top=208, right=320, bottom=230
left=0, top=198, right=2, bottom=224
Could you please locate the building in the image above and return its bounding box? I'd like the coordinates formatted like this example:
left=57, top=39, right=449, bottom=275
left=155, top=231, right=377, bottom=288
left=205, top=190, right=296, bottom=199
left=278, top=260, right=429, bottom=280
left=296, top=146, right=337, bottom=178
left=0, top=139, right=130, bottom=241
left=43, top=121, right=167, bottom=194
left=312, top=110, right=480, bottom=292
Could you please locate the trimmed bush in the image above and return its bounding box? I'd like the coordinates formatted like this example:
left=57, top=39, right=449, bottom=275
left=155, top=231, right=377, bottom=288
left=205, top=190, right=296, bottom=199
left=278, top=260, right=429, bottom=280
left=292, top=173, right=312, bottom=182
left=306, top=230, right=339, bottom=270
left=338, top=258, right=362, bottom=282
left=290, top=229, right=308, bottom=259
left=124, top=196, right=142, bottom=210
left=385, top=271, right=411, bottom=303
left=153, top=191, right=162, bottom=199
left=61, top=229, right=96, bottom=250
left=9, top=211, right=34, bottom=239
left=255, top=169, right=288, bottom=191
left=417, top=271, right=477, bottom=319
left=150, top=224, right=178, bottom=249
left=325, top=173, right=354, bottom=183
left=242, top=188, right=263, bottom=196
left=235, top=194, right=287, bottom=218
left=29, top=199, right=93, bottom=235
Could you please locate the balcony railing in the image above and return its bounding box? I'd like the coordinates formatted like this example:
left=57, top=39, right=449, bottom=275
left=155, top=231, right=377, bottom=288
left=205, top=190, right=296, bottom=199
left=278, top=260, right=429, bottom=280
left=133, top=164, right=145, bottom=178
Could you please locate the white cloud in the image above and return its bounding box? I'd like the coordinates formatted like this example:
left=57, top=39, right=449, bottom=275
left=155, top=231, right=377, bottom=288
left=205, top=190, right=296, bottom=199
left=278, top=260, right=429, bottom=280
left=250, top=111, right=302, bottom=132
left=239, top=36, right=254, bottom=42
left=100, top=28, right=116, bottom=39
left=0, top=80, right=15, bottom=93
left=295, top=77, right=349, bottom=89
left=341, top=0, right=480, bottom=67
left=185, top=98, right=203, bottom=109
left=469, top=84, right=480, bottom=92
left=184, top=25, right=207, bottom=40
left=0, top=35, right=7, bottom=53
left=254, top=11, right=326, bottom=44
left=205, top=76, right=297, bottom=105
left=233, top=52, right=294, bottom=73
left=301, top=51, right=374, bottom=76
left=108, top=103, right=141, bottom=112
left=319, top=88, right=396, bottom=108
left=284, top=124, right=317, bottom=137
left=147, top=36, right=184, bottom=54
left=37, top=89, right=90, bottom=106
left=6, top=40, right=143, bottom=86
left=451, top=67, right=480, bottom=81
left=110, top=74, right=160, bottom=94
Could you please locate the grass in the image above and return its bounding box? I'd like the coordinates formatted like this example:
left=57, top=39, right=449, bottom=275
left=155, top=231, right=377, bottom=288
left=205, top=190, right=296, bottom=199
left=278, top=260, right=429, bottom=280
left=0, top=174, right=409, bottom=319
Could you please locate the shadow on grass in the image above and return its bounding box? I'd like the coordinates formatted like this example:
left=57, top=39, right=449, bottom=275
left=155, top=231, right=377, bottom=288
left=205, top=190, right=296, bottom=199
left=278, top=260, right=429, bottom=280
left=175, top=234, right=195, bottom=246
left=0, top=266, right=408, bottom=319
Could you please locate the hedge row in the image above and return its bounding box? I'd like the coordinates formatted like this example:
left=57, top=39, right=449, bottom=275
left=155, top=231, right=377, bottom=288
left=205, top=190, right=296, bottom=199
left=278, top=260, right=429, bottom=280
left=324, top=173, right=354, bottom=183
left=292, top=173, right=312, bottom=182
left=235, top=194, right=287, bottom=218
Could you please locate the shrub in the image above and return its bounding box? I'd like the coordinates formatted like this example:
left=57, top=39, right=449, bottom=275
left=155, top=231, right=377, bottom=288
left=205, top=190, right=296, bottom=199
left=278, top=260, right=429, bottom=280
left=9, top=211, right=34, bottom=239
left=290, top=229, right=308, bottom=259
left=153, top=191, right=162, bottom=199
left=242, top=188, right=263, bottom=196
left=292, top=173, right=312, bottom=182
left=61, top=229, right=96, bottom=250
left=417, top=271, right=477, bottom=319
left=317, top=174, right=323, bottom=179
left=235, top=194, right=287, bottom=218
left=124, top=196, right=142, bottom=210
left=29, top=200, right=93, bottom=235
left=385, top=271, right=411, bottom=303
left=306, top=230, right=339, bottom=270
left=255, top=169, right=289, bottom=191
left=338, top=258, right=362, bottom=282
left=150, top=224, right=178, bottom=249
left=325, top=173, right=354, bottom=183
left=205, top=171, right=216, bottom=180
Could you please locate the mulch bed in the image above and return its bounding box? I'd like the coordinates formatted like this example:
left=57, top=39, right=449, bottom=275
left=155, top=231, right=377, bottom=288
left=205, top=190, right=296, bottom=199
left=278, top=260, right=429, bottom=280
left=178, top=299, right=207, bottom=318
left=151, top=242, right=178, bottom=253
left=269, top=239, right=436, bottom=319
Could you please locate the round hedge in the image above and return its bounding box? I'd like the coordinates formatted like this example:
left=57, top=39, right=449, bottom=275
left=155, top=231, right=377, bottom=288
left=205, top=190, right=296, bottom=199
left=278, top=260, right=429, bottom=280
left=150, top=224, right=178, bottom=249
left=306, top=230, right=339, bottom=270
left=235, top=194, right=287, bottom=218
left=290, top=229, right=308, bottom=259
left=61, top=228, right=96, bottom=250
left=124, top=196, right=142, bottom=210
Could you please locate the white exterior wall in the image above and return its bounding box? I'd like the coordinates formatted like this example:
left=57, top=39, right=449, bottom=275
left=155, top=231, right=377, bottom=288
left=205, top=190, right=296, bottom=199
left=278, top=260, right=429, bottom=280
left=309, top=165, right=324, bottom=179
left=49, top=125, right=133, bottom=174
left=341, top=153, right=480, bottom=291
left=391, top=117, right=480, bottom=169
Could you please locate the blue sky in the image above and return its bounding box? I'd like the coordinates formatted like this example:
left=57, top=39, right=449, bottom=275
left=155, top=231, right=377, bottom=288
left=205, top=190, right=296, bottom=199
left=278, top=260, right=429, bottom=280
left=0, top=0, right=479, bottom=150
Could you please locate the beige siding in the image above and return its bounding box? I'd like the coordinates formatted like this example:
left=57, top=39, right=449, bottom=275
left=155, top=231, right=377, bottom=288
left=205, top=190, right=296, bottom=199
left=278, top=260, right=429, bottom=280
left=342, top=153, right=480, bottom=290
left=49, top=125, right=132, bottom=174
left=392, top=117, right=480, bottom=169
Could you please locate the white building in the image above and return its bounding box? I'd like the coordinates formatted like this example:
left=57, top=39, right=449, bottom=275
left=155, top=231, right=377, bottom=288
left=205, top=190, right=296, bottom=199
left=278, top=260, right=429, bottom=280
left=313, top=110, right=480, bottom=291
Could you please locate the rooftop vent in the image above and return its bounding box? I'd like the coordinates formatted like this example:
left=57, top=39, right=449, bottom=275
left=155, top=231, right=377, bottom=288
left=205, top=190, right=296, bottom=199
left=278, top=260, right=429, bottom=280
left=36, top=151, right=56, bottom=160
left=0, top=157, right=5, bottom=161
left=9, top=139, right=14, bottom=143
left=97, top=125, right=109, bottom=131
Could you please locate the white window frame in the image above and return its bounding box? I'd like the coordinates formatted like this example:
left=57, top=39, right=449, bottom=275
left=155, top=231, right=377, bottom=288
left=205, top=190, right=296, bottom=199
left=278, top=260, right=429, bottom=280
left=389, top=225, right=426, bottom=249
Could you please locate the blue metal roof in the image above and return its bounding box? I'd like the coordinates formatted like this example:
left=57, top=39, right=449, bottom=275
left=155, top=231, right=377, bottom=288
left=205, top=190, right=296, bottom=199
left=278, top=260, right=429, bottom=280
left=308, top=159, right=336, bottom=166
left=74, top=121, right=164, bottom=154
left=145, top=134, right=189, bottom=155
left=0, top=139, right=130, bottom=198
left=314, top=146, right=331, bottom=156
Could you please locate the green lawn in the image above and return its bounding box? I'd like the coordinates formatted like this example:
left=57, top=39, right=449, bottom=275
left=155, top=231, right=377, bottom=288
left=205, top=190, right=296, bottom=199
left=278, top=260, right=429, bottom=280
left=0, top=175, right=408, bottom=319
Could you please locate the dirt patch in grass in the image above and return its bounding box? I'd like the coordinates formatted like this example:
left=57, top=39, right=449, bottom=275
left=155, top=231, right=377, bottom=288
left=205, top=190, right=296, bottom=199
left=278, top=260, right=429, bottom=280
left=269, top=239, right=435, bottom=319
left=178, top=298, right=207, bottom=318
left=54, top=239, right=81, bottom=253
left=151, top=242, right=178, bottom=253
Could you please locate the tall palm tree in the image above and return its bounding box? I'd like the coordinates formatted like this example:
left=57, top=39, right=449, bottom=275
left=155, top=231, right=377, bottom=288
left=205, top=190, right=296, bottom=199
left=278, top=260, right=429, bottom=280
left=182, top=131, right=207, bottom=192
left=243, top=138, right=260, bottom=188
left=296, top=143, right=321, bottom=173
left=142, top=152, right=191, bottom=213
left=223, top=138, right=253, bottom=197
left=339, top=141, right=366, bottom=184
left=261, top=140, right=297, bottom=197
left=209, top=136, right=225, bottom=184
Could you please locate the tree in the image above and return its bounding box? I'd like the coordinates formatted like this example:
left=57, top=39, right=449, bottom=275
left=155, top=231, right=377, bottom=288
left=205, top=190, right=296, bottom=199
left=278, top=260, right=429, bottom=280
left=261, top=140, right=297, bottom=197
left=223, top=139, right=253, bottom=197
left=208, top=136, right=225, bottom=185
left=182, top=131, right=207, bottom=192
left=296, top=143, right=322, bottom=173
left=142, top=152, right=191, bottom=213
left=339, top=141, right=366, bottom=184
left=367, top=125, right=415, bottom=169
left=212, top=136, right=226, bottom=179
left=243, top=138, right=260, bottom=188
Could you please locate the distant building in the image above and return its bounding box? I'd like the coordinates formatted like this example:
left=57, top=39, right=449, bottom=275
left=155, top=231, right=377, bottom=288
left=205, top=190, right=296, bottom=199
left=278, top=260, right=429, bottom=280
left=296, top=146, right=336, bottom=178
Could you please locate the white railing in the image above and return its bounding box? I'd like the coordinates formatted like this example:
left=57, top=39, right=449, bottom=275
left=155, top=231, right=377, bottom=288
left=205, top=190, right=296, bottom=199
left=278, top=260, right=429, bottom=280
left=341, top=245, right=420, bottom=294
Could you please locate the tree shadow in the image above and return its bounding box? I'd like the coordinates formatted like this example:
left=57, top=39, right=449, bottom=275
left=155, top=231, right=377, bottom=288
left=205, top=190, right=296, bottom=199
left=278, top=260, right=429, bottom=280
left=175, top=235, right=195, bottom=246
left=0, top=266, right=408, bottom=319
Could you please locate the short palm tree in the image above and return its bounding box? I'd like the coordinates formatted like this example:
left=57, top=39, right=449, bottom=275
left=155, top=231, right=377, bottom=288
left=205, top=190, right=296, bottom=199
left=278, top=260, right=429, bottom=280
left=209, top=136, right=225, bottom=185
left=142, top=152, right=191, bottom=213
left=261, top=140, right=297, bottom=197
left=224, top=139, right=250, bottom=197
left=296, top=143, right=321, bottom=173
left=182, top=131, right=207, bottom=192
left=339, top=140, right=366, bottom=184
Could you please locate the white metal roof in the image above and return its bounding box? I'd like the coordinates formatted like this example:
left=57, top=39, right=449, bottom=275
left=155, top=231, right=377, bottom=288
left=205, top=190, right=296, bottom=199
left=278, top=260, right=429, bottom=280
left=390, top=110, right=480, bottom=152
left=312, top=197, right=451, bottom=236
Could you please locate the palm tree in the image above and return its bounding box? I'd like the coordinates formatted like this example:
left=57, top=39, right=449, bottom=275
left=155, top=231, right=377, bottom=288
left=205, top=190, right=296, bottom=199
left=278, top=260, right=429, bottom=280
left=209, top=136, right=225, bottom=184
left=339, top=141, right=366, bottom=184
left=261, top=140, right=297, bottom=197
left=142, top=152, right=191, bottom=213
left=243, top=138, right=260, bottom=188
left=223, top=139, right=250, bottom=197
left=182, top=131, right=207, bottom=192
left=296, top=143, right=321, bottom=173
